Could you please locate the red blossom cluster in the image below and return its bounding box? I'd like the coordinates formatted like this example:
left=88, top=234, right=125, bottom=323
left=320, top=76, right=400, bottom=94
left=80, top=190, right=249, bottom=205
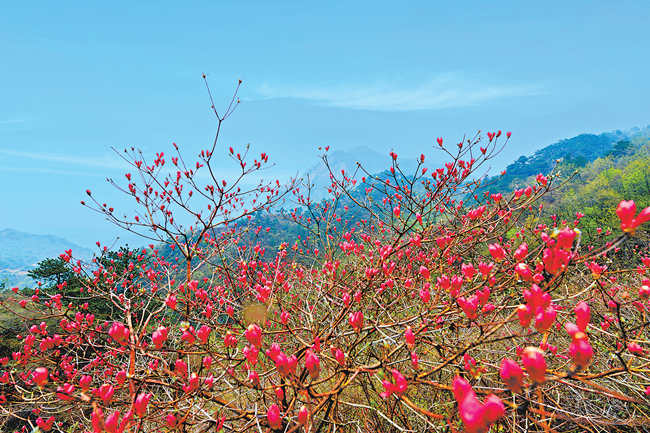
left=1, top=86, right=649, bottom=433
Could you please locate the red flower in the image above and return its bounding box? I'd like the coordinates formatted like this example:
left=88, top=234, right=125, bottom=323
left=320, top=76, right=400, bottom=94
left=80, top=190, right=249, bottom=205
left=244, top=324, right=263, bottom=347
left=267, top=404, right=283, bottom=430
left=197, top=325, right=212, bottom=344
left=304, top=350, right=321, bottom=379
left=616, top=200, right=650, bottom=234
left=404, top=326, right=415, bottom=348
left=32, top=367, right=48, bottom=387
left=574, top=301, right=590, bottom=331
left=521, top=347, right=546, bottom=384
left=488, top=243, right=506, bottom=262
left=151, top=326, right=168, bottom=349
left=569, top=337, right=593, bottom=369
left=500, top=358, right=524, bottom=393
left=36, top=416, right=55, bottom=431
left=134, top=393, right=152, bottom=417
left=348, top=311, right=364, bottom=332
left=297, top=405, right=309, bottom=425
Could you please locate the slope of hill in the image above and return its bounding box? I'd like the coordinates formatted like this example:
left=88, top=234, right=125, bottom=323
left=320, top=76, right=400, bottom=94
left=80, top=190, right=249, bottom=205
left=0, top=228, right=92, bottom=288
left=543, top=135, right=650, bottom=241
left=475, top=126, right=650, bottom=197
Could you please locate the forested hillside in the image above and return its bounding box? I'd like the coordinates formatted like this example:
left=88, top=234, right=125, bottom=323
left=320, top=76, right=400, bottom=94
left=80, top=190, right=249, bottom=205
left=544, top=135, right=650, bottom=240
left=475, top=126, right=650, bottom=197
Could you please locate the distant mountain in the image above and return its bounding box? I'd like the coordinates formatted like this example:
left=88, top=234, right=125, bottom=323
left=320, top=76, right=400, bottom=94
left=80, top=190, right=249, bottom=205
left=474, top=125, right=650, bottom=197
left=0, top=228, right=92, bottom=288
left=304, top=146, right=416, bottom=200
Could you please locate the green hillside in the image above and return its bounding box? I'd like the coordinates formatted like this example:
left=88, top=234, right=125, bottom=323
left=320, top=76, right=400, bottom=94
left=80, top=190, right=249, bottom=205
left=475, top=126, right=650, bottom=197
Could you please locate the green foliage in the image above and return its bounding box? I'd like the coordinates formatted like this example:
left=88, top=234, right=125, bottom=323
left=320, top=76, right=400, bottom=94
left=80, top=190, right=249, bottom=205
left=27, top=257, right=75, bottom=287
left=474, top=128, right=650, bottom=198
left=21, top=246, right=144, bottom=321
left=545, top=137, right=650, bottom=244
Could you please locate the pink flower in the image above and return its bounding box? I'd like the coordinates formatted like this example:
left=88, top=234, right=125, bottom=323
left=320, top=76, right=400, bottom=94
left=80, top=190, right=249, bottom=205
left=640, top=283, right=650, bottom=300
left=452, top=375, right=505, bottom=433
left=165, top=293, right=177, bottom=310
left=411, top=351, right=419, bottom=369
left=569, top=337, right=593, bottom=369
left=134, top=393, right=152, bottom=417
left=79, top=375, right=92, bottom=391
left=574, top=301, right=590, bottom=331
left=628, top=342, right=645, bottom=354
left=92, top=407, right=104, bottom=433
left=108, top=322, right=129, bottom=344
left=244, top=324, right=262, bottom=347
left=115, top=370, right=127, bottom=385
left=488, top=243, right=506, bottom=261
left=616, top=200, right=650, bottom=234
left=348, top=311, right=364, bottom=332
left=99, top=383, right=114, bottom=404
left=32, top=367, right=48, bottom=387
left=151, top=326, right=168, bottom=349
left=404, top=326, right=415, bottom=348
left=165, top=414, right=177, bottom=428
left=521, top=347, right=546, bottom=384
left=243, top=344, right=259, bottom=365
left=534, top=306, right=557, bottom=333
left=304, top=350, right=320, bottom=379
left=419, top=286, right=431, bottom=303
left=330, top=346, right=346, bottom=366
left=483, top=394, right=505, bottom=423
left=267, top=403, right=283, bottom=430
left=182, top=373, right=199, bottom=393
left=56, top=383, right=74, bottom=401
left=297, top=405, right=309, bottom=425
left=462, top=263, right=477, bottom=280
left=515, top=262, right=533, bottom=281
left=517, top=304, right=533, bottom=328
left=555, top=228, right=576, bottom=249
left=458, top=296, right=480, bottom=320
left=197, top=325, right=212, bottom=344
left=36, top=416, right=55, bottom=431
left=223, top=331, right=237, bottom=348
left=181, top=328, right=196, bottom=345
left=104, top=411, right=120, bottom=433
left=175, top=359, right=188, bottom=378
left=500, top=358, right=524, bottom=393
left=380, top=369, right=408, bottom=399
left=565, top=322, right=580, bottom=337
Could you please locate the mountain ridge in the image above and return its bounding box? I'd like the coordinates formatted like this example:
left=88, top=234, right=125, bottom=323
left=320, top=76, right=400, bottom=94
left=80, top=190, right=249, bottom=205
left=0, top=228, right=93, bottom=288
left=474, top=125, right=650, bottom=197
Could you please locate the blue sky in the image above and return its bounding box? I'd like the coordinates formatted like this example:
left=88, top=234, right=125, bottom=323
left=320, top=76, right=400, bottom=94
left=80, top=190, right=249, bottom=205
left=1, top=1, right=649, bottom=247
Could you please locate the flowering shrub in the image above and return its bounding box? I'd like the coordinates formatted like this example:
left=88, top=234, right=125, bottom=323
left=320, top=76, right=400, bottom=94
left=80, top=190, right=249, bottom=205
left=1, top=84, right=649, bottom=432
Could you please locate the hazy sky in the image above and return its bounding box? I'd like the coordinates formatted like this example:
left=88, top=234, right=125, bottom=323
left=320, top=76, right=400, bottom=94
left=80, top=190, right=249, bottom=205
left=1, top=1, right=649, bottom=246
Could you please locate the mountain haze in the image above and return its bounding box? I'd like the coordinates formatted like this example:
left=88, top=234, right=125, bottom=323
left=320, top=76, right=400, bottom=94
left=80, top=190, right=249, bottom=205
left=0, top=228, right=92, bottom=288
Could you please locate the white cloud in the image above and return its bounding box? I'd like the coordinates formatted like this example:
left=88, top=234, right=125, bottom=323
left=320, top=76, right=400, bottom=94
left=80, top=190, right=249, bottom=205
left=254, top=74, right=542, bottom=112
left=0, top=165, right=105, bottom=177
left=0, top=149, right=127, bottom=170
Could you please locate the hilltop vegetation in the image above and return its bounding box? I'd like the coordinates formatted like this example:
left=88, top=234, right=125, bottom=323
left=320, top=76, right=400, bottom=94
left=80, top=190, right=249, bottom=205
left=475, top=126, right=650, bottom=197
left=543, top=135, right=650, bottom=241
